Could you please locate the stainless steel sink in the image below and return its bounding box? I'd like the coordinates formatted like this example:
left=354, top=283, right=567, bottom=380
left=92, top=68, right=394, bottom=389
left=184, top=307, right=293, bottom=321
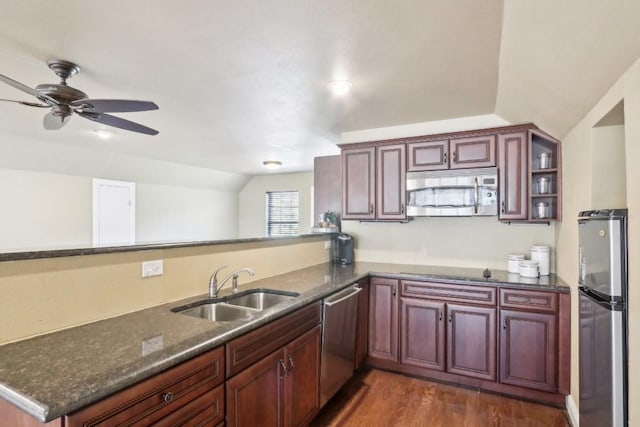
left=170, top=289, right=300, bottom=322
left=225, top=289, right=300, bottom=310
left=173, top=302, right=254, bottom=322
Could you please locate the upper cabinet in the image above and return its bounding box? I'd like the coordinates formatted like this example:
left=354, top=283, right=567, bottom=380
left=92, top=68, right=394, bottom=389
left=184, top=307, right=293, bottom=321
left=342, top=144, right=406, bottom=221
left=407, top=136, right=496, bottom=172
left=339, top=123, right=561, bottom=223
left=342, top=147, right=376, bottom=220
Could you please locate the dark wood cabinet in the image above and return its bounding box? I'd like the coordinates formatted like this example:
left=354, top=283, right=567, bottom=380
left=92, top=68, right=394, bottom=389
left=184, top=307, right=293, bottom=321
left=226, top=304, right=322, bottom=427
left=66, top=346, right=225, bottom=427
left=446, top=303, right=497, bottom=381
left=356, top=279, right=370, bottom=369
left=285, top=325, right=322, bottom=427
left=450, top=135, right=496, bottom=169
left=342, top=144, right=406, bottom=221
left=342, top=147, right=375, bottom=220
left=376, top=144, right=406, bottom=220
left=407, top=140, right=449, bottom=171
left=498, top=132, right=528, bottom=220
left=368, top=277, right=399, bottom=362
left=499, top=310, right=557, bottom=392
left=400, top=298, right=445, bottom=371
left=226, top=346, right=284, bottom=427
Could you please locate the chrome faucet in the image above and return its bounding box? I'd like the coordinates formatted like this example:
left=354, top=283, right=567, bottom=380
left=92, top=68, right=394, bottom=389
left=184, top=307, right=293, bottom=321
left=209, top=266, right=255, bottom=298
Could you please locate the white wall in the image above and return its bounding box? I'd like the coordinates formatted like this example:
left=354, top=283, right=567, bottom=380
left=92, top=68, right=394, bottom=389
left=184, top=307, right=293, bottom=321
left=238, top=172, right=314, bottom=238
left=590, top=125, right=626, bottom=209
left=556, top=56, right=640, bottom=424
left=136, top=183, right=238, bottom=242
left=0, top=168, right=93, bottom=250
left=0, top=168, right=240, bottom=251
left=345, top=218, right=556, bottom=271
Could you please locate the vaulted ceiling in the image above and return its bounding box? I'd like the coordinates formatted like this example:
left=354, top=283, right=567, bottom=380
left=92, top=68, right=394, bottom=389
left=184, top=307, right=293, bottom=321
left=0, top=0, right=639, bottom=179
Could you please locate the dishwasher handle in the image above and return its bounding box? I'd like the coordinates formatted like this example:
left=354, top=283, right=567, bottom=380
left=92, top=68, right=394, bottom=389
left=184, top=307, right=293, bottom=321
left=324, top=287, right=362, bottom=307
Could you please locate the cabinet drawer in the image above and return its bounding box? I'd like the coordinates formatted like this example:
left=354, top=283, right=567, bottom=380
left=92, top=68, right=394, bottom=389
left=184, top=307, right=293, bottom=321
left=66, top=346, right=224, bottom=427
left=499, top=288, right=557, bottom=312
left=154, top=384, right=224, bottom=426
left=226, top=302, right=322, bottom=377
left=401, top=280, right=496, bottom=306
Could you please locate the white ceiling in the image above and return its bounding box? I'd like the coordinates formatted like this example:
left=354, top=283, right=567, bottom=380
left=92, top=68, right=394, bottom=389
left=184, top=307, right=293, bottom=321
left=0, top=1, right=639, bottom=179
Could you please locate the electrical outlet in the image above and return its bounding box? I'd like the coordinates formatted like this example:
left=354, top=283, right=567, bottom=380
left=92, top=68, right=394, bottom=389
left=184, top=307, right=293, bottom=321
left=141, top=260, right=163, bottom=278
left=324, top=240, right=331, bottom=250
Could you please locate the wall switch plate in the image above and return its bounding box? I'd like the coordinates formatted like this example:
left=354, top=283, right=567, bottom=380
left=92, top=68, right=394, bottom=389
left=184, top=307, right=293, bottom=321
left=141, top=260, right=163, bottom=278
left=324, top=240, right=331, bottom=250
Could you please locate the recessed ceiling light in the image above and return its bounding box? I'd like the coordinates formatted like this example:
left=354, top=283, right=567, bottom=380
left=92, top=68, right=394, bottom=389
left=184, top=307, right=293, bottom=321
left=93, top=129, right=114, bottom=140
left=328, top=80, right=353, bottom=96
left=263, top=160, right=282, bottom=170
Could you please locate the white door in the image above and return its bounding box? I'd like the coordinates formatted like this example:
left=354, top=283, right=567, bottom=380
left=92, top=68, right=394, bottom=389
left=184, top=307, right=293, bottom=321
left=93, top=179, right=136, bottom=247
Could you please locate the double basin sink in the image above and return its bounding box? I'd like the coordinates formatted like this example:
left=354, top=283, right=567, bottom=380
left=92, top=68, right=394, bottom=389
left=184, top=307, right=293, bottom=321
left=171, top=288, right=300, bottom=323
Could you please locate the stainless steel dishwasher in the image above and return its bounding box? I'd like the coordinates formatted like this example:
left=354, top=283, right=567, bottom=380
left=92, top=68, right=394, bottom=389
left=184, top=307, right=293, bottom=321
left=320, top=284, right=362, bottom=406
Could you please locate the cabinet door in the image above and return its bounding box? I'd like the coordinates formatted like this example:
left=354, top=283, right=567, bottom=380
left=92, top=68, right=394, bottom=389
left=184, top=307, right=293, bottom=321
left=356, top=280, right=370, bottom=368
left=368, top=277, right=399, bottom=361
left=342, top=147, right=376, bottom=220
left=226, top=349, right=285, bottom=427
left=450, top=135, right=496, bottom=169
left=497, top=132, right=528, bottom=220
left=284, top=325, right=321, bottom=427
left=499, top=310, right=557, bottom=392
left=446, top=304, right=496, bottom=380
left=376, top=144, right=406, bottom=220
left=407, top=140, right=449, bottom=171
left=400, top=298, right=445, bottom=371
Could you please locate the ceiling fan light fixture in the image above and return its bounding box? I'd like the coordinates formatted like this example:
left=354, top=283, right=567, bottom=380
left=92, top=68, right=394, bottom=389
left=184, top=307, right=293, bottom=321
left=94, top=129, right=114, bottom=140
left=263, top=160, right=282, bottom=170
left=328, top=80, right=353, bottom=96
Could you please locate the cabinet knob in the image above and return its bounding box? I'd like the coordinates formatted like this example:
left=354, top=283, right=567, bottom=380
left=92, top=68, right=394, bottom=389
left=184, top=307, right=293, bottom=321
left=453, top=151, right=457, bottom=162
left=401, top=203, right=405, bottom=214
left=501, top=200, right=505, bottom=214
left=162, top=392, right=174, bottom=403
left=443, top=152, right=448, bottom=164
left=370, top=204, right=374, bottom=214
left=439, top=310, right=442, bottom=322
left=503, top=320, right=507, bottom=330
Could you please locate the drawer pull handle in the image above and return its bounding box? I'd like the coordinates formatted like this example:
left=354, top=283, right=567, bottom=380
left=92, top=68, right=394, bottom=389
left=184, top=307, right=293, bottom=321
left=288, top=354, right=295, bottom=372
left=162, top=392, right=174, bottom=403
left=443, top=152, right=447, bottom=164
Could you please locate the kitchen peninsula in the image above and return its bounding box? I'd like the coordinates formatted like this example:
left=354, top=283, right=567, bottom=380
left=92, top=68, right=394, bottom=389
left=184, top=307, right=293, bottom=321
left=0, top=260, right=569, bottom=425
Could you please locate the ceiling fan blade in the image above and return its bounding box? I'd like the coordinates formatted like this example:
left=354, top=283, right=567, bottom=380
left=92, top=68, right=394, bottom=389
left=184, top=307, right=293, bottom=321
left=77, top=111, right=158, bottom=135
left=43, top=111, right=71, bottom=130
left=0, top=74, right=58, bottom=105
left=70, top=99, right=159, bottom=113
left=0, top=98, right=50, bottom=107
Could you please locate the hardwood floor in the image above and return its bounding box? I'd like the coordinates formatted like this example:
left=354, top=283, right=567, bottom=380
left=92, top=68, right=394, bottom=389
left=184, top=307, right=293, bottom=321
left=311, top=368, right=571, bottom=427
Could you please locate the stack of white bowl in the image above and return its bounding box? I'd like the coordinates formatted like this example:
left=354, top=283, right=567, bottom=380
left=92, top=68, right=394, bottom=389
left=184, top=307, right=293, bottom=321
left=507, top=245, right=551, bottom=278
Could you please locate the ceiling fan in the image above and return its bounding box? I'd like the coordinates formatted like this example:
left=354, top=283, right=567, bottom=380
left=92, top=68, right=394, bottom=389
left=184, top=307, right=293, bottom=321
left=0, top=59, right=159, bottom=135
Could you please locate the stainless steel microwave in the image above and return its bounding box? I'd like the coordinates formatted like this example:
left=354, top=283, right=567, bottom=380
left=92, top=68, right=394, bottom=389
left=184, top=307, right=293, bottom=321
left=406, top=168, right=498, bottom=216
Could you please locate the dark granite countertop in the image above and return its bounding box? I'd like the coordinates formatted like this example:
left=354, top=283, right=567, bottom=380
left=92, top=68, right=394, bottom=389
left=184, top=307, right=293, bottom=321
left=0, top=262, right=568, bottom=422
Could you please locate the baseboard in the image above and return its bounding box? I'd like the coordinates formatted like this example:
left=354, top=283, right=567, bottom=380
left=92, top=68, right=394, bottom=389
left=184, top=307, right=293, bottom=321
left=566, top=394, right=579, bottom=426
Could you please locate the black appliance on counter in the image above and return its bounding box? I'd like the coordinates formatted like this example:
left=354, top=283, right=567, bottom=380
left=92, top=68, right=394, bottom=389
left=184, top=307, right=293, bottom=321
left=578, top=209, right=628, bottom=427
left=331, top=233, right=354, bottom=264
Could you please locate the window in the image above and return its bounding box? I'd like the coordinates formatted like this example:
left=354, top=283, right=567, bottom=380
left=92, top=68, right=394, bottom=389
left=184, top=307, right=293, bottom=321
left=266, top=190, right=299, bottom=236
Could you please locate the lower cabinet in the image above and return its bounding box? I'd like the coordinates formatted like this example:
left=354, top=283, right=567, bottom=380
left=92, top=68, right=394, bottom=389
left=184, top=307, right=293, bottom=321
left=369, top=279, right=570, bottom=406
left=368, top=277, right=399, bottom=361
left=66, top=346, right=225, bottom=427
left=446, top=303, right=496, bottom=381
left=400, top=298, right=445, bottom=371
left=355, top=279, right=370, bottom=369
left=225, top=303, right=322, bottom=427
left=499, top=309, right=558, bottom=392
left=399, top=299, right=496, bottom=380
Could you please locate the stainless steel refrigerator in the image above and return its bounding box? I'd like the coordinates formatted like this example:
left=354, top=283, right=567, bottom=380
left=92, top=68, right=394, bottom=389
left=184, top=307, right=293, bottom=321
left=579, top=209, right=628, bottom=427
